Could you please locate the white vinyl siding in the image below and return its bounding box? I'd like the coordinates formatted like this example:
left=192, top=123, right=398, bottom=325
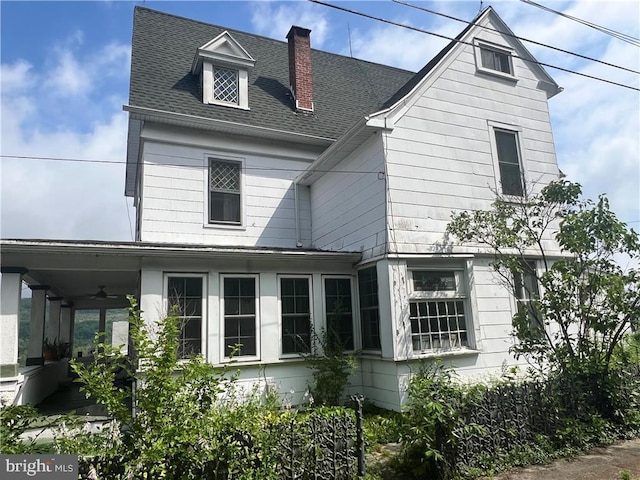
left=384, top=21, right=560, bottom=256
left=138, top=127, right=315, bottom=248
left=310, top=135, right=386, bottom=260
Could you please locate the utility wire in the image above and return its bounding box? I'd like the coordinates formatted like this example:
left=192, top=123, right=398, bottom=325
left=0, top=154, right=381, bottom=175
left=308, top=0, right=640, bottom=92
left=521, top=0, right=640, bottom=47
left=394, top=0, right=640, bottom=75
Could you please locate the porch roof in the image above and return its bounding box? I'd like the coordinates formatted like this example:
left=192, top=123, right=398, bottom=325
left=1, top=239, right=361, bottom=309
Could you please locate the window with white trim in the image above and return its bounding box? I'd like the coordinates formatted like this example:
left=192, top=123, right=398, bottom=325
left=480, top=45, right=512, bottom=75
left=280, top=276, right=312, bottom=354
left=167, top=276, right=204, bottom=359
left=494, top=129, right=525, bottom=197
left=358, top=266, right=381, bottom=351
left=222, top=276, right=258, bottom=358
left=213, top=66, right=239, bottom=104
left=474, top=40, right=516, bottom=80
left=513, top=260, right=543, bottom=335
left=409, top=270, right=469, bottom=353
left=324, top=277, right=354, bottom=351
left=209, top=159, right=241, bottom=224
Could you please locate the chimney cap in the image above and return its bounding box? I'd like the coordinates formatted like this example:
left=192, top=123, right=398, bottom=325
left=287, top=26, right=312, bottom=40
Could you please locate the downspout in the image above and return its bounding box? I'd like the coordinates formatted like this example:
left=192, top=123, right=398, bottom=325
left=294, top=182, right=302, bottom=248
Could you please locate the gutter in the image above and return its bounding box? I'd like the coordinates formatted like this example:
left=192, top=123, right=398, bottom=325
left=123, top=105, right=335, bottom=146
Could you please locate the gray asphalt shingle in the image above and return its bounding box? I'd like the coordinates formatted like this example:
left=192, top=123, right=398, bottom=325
left=129, top=7, right=417, bottom=140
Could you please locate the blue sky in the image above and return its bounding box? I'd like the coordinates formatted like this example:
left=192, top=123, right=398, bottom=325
left=1, top=0, right=639, bottom=243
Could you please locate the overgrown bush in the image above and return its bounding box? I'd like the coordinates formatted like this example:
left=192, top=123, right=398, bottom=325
left=53, top=298, right=361, bottom=479
left=303, top=328, right=358, bottom=406
left=0, top=404, right=51, bottom=454
left=397, top=362, right=640, bottom=480
left=56, top=297, right=284, bottom=479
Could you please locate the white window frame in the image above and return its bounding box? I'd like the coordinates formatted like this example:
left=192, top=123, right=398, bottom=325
left=278, top=275, right=313, bottom=358
left=474, top=39, right=517, bottom=82
left=512, top=259, right=544, bottom=333
left=202, top=62, right=250, bottom=110
left=357, top=266, right=382, bottom=353
left=164, top=273, right=207, bottom=360
left=322, top=275, right=357, bottom=352
left=487, top=121, right=528, bottom=199
left=220, top=274, right=260, bottom=362
left=407, top=268, right=471, bottom=354
left=204, top=153, right=246, bottom=229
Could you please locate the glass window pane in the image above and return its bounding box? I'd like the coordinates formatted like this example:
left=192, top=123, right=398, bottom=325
left=225, top=278, right=239, bottom=297
left=225, top=298, right=239, bottom=316
left=413, top=271, right=456, bottom=291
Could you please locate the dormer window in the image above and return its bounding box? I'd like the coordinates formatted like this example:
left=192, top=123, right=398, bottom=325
left=213, top=67, right=239, bottom=104
left=192, top=31, right=255, bottom=110
left=474, top=39, right=517, bottom=81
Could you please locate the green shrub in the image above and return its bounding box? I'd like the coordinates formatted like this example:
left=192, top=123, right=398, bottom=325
left=303, top=328, right=357, bottom=406
left=58, top=297, right=284, bottom=479
left=1, top=405, right=41, bottom=453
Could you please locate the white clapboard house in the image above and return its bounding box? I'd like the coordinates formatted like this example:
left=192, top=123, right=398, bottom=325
left=0, top=6, right=563, bottom=410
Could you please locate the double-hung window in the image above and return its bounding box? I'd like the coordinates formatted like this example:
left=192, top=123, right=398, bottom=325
left=358, top=266, right=381, bottom=351
left=280, top=276, right=312, bottom=355
left=222, top=276, right=258, bottom=358
left=513, top=260, right=543, bottom=335
left=494, top=129, right=525, bottom=197
left=409, top=270, right=469, bottom=353
left=209, top=159, right=241, bottom=224
left=167, top=276, right=204, bottom=359
left=324, top=277, right=354, bottom=351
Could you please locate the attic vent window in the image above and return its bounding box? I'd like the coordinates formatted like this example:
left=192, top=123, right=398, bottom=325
left=214, top=67, right=239, bottom=104
left=475, top=40, right=517, bottom=81
left=481, top=47, right=512, bottom=74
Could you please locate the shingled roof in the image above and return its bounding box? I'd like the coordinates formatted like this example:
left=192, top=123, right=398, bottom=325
left=129, top=6, right=416, bottom=141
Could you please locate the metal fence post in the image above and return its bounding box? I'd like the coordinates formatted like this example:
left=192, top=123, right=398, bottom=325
left=352, top=394, right=365, bottom=477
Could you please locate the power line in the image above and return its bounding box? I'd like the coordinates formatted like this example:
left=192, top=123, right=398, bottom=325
left=521, top=0, right=640, bottom=47
left=308, top=0, right=640, bottom=92
left=394, top=0, right=640, bottom=75
left=0, top=154, right=382, bottom=175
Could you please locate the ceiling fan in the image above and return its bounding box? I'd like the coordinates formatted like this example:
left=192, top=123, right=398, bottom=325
left=89, top=286, right=119, bottom=300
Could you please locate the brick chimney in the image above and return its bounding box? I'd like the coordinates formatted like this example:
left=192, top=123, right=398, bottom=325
left=287, top=26, right=314, bottom=112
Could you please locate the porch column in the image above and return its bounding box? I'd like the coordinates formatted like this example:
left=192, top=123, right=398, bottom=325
left=47, top=297, right=63, bottom=345
left=26, top=285, right=49, bottom=366
left=97, top=307, right=107, bottom=354
left=0, top=267, right=27, bottom=378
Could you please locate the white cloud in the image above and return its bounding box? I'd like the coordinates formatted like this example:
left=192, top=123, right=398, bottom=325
left=1, top=60, right=35, bottom=94
left=250, top=1, right=330, bottom=47
left=536, top=2, right=640, bottom=227
left=0, top=37, right=133, bottom=241
left=45, top=48, right=90, bottom=96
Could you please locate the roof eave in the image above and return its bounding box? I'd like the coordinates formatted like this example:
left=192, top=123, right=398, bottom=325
left=0, top=239, right=362, bottom=263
